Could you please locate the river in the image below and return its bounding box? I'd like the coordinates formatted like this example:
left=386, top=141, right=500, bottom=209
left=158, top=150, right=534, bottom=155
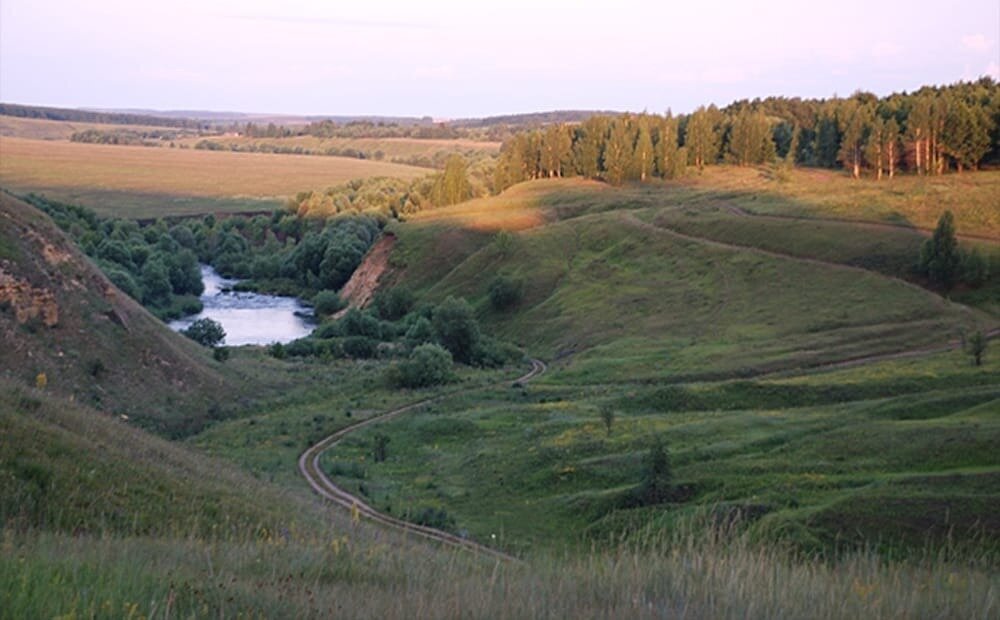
left=169, top=265, right=314, bottom=346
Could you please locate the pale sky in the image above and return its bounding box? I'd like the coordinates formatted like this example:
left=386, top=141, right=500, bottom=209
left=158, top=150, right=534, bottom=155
left=1, top=0, right=998, bottom=118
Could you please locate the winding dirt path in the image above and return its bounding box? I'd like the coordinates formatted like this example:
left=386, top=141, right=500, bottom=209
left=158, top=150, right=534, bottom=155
left=298, top=359, right=546, bottom=562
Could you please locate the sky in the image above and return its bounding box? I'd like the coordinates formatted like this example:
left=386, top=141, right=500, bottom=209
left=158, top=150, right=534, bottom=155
left=1, top=0, right=998, bottom=118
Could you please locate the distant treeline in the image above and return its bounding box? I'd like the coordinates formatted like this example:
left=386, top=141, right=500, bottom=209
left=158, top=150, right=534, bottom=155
left=71, top=128, right=190, bottom=146
left=224, top=120, right=467, bottom=141
left=0, top=103, right=209, bottom=130
left=288, top=154, right=491, bottom=218
left=494, top=78, right=1000, bottom=189
left=193, top=139, right=485, bottom=169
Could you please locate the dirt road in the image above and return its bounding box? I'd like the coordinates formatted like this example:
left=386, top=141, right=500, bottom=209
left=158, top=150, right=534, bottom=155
left=298, top=358, right=546, bottom=562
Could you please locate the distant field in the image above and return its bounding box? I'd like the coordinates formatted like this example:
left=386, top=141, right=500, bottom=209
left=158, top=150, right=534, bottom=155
left=0, top=115, right=189, bottom=140
left=175, top=134, right=501, bottom=164
left=0, top=136, right=427, bottom=217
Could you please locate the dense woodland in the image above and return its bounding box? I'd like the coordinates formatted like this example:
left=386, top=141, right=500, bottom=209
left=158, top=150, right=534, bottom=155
left=494, top=79, right=1000, bottom=189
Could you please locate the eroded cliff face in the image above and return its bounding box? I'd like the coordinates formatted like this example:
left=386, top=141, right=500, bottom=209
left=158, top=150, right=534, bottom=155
left=0, top=193, right=229, bottom=437
left=0, top=267, right=59, bottom=327
left=334, top=233, right=397, bottom=316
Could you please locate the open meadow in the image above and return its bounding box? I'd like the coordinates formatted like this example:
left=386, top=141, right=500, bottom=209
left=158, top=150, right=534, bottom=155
left=0, top=136, right=428, bottom=217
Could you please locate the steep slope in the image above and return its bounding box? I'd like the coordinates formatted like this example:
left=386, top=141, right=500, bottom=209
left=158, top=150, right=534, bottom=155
left=0, top=191, right=230, bottom=436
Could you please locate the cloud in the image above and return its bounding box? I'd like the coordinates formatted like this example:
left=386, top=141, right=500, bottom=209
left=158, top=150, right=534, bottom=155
left=962, top=34, right=993, bottom=53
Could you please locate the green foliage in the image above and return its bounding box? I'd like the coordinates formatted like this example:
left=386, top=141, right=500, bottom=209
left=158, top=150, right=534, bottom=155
left=967, top=331, right=988, bottom=366
left=212, top=346, right=230, bottom=362
left=430, top=155, right=472, bottom=206
left=599, top=405, right=615, bottom=436
left=373, top=286, right=415, bottom=321
left=488, top=275, right=523, bottom=311
left=388, top=343, right=454, bottom=388
left=432, top=296, right=481, bottom=364
left=181, top=318, right=226, bottom=348
left=919, top=211, right=962, bottom=290
left=372, top=433, right=390, bottom=463
left=312, top=290, right=346, bottom=316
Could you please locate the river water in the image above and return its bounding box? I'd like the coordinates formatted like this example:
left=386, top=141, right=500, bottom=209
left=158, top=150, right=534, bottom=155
left=169, top=265, right=314, bottom=346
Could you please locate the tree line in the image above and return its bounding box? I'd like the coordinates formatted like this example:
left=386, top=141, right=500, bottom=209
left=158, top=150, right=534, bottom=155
left=494, top=78, right=1000, bottom=189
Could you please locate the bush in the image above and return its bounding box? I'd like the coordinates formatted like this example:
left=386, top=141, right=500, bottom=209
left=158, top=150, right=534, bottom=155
left=181, top=318, right=226, bottom=347
left=343, top=336, right=377, bottom=359
left=268, top=342, right=287, bottom=359
left=313, top=290, right=346, bottom=316
left=432, top=297, right=480, bottom=364
left=389, top=344, right=453, bottom=388
left=212, top=346, right=230, bottom=362
left=488, top=275, right=523, bottom=310
left=374, top=287, right=415, bottom=321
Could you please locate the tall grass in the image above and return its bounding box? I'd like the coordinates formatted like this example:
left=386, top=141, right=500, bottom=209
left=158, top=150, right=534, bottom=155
left=3, top=525, right=995, bottom=619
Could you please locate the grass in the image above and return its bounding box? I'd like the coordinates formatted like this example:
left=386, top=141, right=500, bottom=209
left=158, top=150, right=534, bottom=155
left=0, top=136, right=427, bottom=217
left=4, top=168, right=1000, bottom=616
left=3, top=523, right=997, bottom=619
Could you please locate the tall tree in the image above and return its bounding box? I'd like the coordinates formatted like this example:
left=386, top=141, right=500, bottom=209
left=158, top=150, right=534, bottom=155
left=727, top=108, right=775, bottom=165
left=838, top=100, right=872, bottom=179
left=431, top=155, right=471, bottom=206
left=685, top=105, right=722, bottom=170
left=656, top=112, right=684, bottom=179
left=540, top=124, right=573, bottom=178
left=632, top=117, right=655, bottom=182
left=573, top=117, right=607, bottom=179
left=603, top=118, right=633, bottom=185
left=918, top=211, right=962, bottom=290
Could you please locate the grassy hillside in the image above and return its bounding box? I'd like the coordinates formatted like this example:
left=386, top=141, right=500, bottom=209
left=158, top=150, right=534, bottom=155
left=3, top=168, right=999, bottom=617
left=0, top=192, right=235, bottom=435
left=291, top=172, right=1000, bottom=555
left=0, top=136, right=427, bottom=217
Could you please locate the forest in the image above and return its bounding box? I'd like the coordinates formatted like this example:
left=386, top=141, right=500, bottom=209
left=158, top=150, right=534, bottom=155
left=494, top=79, right=1000, bottom=189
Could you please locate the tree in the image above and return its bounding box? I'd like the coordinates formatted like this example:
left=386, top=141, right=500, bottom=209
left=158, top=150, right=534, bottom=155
left=656, top=112, right=684, bottom=179
left=838, top=100, right=872, bottom=179
left=632, top=118, right=655, bottom=182
left=431, top=155, right=471, bottom=206
left=540, top=124, right=573, bottom=178
left=573, top=117, right=606, bottom=179
left=599, top=405, right=615, bottom=437
left=182, top=318, right=226, bottom=348
left=685, top=105, right=722, bottom=170
left=432, top=296, right=480, bottom=364
left=602, top=118, right=633, bottom=185
left=967, top=331, right=987, bottom=366
left=488, top=275, right=523, bottom=311
left=372, top=433, right=390, bottom=463
left=312, top=290, right=346, bottom=316
left=727, top=108, right=774, bottom=166
left=918, top=211, right=962, bottom=290
left=389, top=343, right=454, bottom=388
left=638, top=438, right=672, bottom=504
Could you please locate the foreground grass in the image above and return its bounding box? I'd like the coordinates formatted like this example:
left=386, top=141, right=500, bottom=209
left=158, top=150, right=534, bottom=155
left=3, top=526, right=995, bottom=619
left=0, top=136, right=427, bottom=217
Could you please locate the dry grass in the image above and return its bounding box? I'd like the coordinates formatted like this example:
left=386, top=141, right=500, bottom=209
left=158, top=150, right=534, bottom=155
left=0, top=136, right=427, bottom=216
left=673, top=166, right=1000, bottom=238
